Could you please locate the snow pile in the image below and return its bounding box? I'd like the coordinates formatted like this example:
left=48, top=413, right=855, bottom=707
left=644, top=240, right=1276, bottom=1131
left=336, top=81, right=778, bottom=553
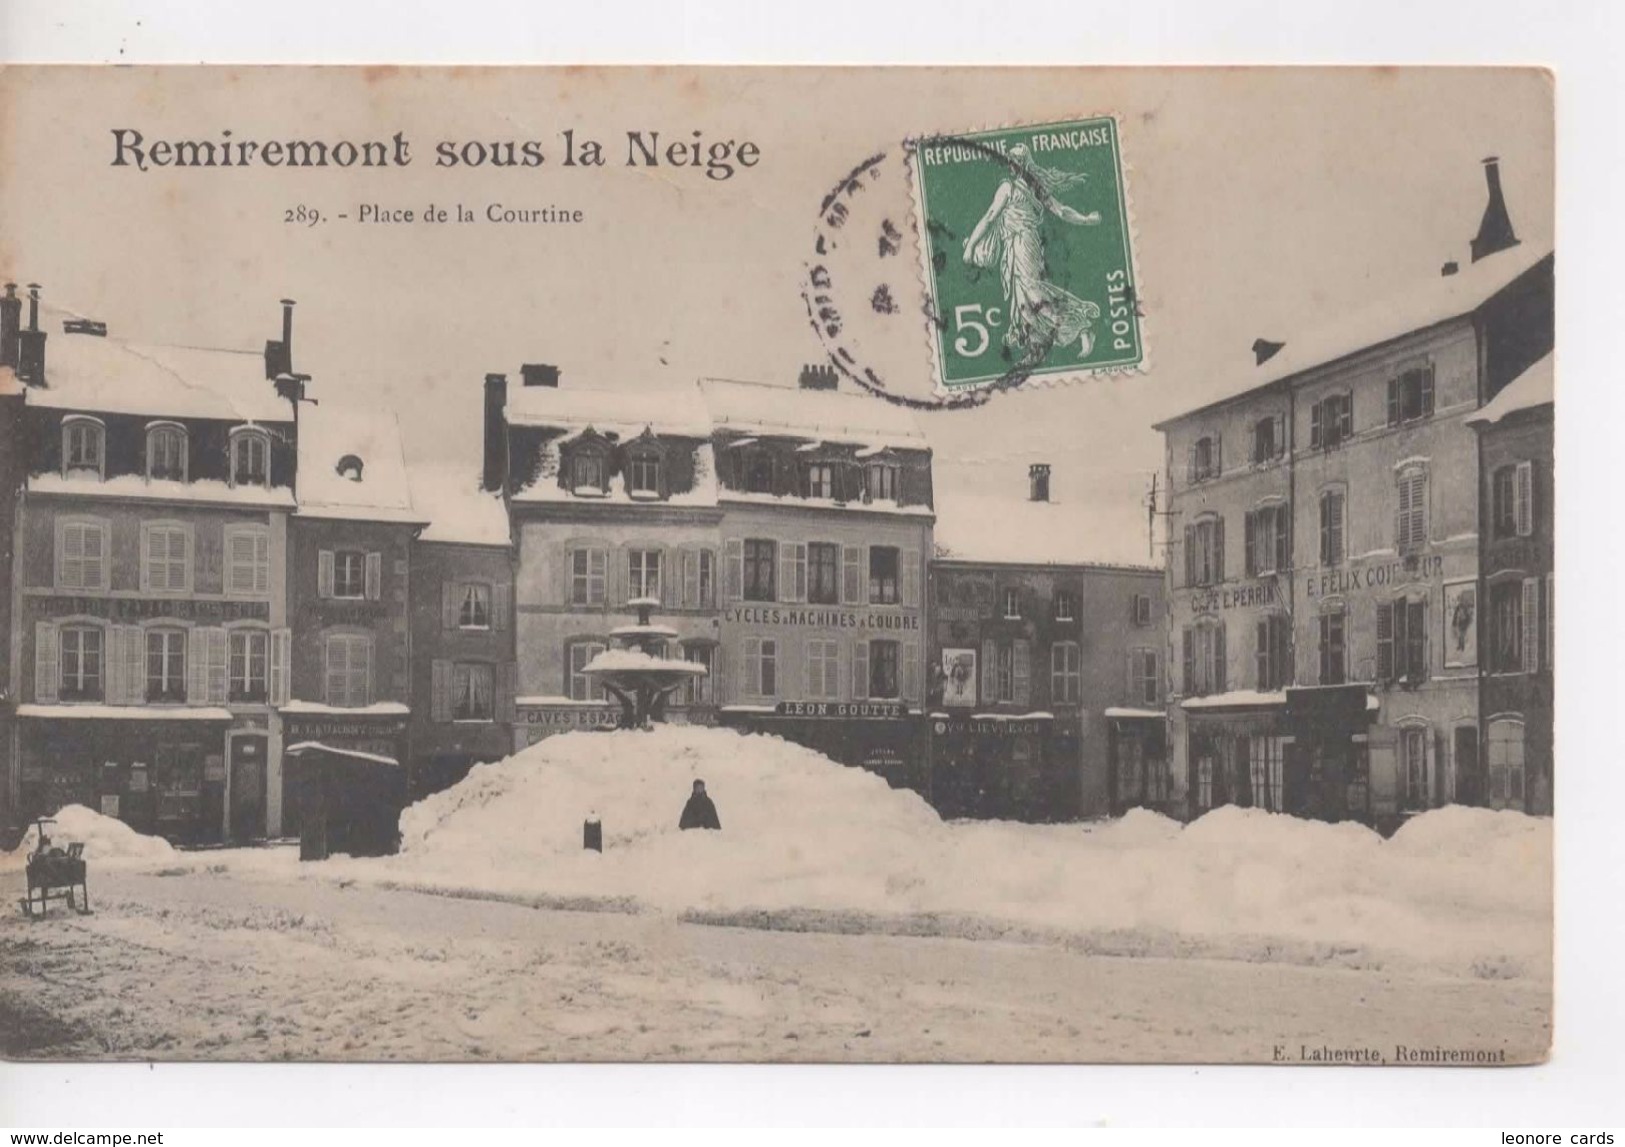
left=377, top=726, right=1551, bottom=978
left=4, top=804, right=178, bottom=866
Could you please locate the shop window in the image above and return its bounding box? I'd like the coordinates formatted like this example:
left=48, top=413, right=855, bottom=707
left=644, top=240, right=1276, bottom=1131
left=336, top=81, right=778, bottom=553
left=567, top=640, right=607, bottom=702
left=1188, top=434, right=1220, bottom=483
left=146, top=627, right=188, bottom=703
left=225, top=525, right=271, bottom=596
left=804, top=462, right=835, bottom=499
left=1395, top=465, right=1429, bottom=552
left=1181, top=621, right=1226, bottom=697
left=744, top=451, right=775, bottom=494
left=1195, top=754, right=1215, bottom=810
left=869, top=640, right=900, bottom=699
left=1492, top=462, right=1534, bottom=539
left=1317, top=607, right=1346, bottom=685
left=55, top=517, right=109, bottom=591
left=743, top=539, right=777, bottom=602
left=230, top=427, right=270, bottom=487
left=1254, top=613, right=1291, bottom=691
left=570, top=547, right=608, bottom=606
left=683, top=643, right=717, bottom=705
left=627, top=454, right=661, bottom=497
left=742, top=636, right=778, bottom=697
left=146, top=422, right=188, bottom=482
left=1248, top=736, right=1286, bottom=812
left=1051, top=641, right=1081, bottom=704
left=1310, top=393, right=1353, bottom=450
left=323, top=633, right=373, bottom=708
left=807, top=542, right=840, bottom=605
left=869, top=546, right=901, bottom=605
left=228, top=629, right=269, bottom=703
left=806, top=638, right=840, bottom=700
left=1054, top=590, right=1077, bottom=621
left=865, top=462, right=899, bottom=502
left=59, top=625, right=104, bottom=701
left=141, top=521, right=192, bottom=594
left=457, top=582, right=492, bottom=629
left=1487, top=717, right=1527, bottom=809
left=628, top=549, right=662, bottom=600
left=1245, top=503, right=1290, bottom=577
left=62, top=416, right=106, bottom=478
left=1319, top=489, right=1345, bottom=566
left=452, top=662, right=494, bottom=721
left=1184, top=515, right=1224, bottom=588
left=1386, top=363, right=1436, bottom=426
left=1399, top=725, right=1432, bottom=812
left=1377, top=597, right=1428, bottom=683
left=1129, top=647, right=1160, bottom=706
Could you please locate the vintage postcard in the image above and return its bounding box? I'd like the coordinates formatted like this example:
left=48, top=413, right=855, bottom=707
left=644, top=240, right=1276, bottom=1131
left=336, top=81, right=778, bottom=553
left=0, top=66, right=1553, bottom=1065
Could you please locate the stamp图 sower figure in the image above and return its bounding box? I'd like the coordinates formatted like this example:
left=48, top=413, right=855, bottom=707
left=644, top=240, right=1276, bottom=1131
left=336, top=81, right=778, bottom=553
left=961, top=142, right=1104, bottom=363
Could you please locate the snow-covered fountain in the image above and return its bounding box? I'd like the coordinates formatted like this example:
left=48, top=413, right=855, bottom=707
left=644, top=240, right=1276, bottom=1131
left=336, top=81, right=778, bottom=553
left=582, top=596, right=707, bottom=730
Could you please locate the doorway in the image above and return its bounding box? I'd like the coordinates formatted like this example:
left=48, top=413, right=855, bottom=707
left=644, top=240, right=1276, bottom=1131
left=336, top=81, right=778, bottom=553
left=229, top=734, right=268, bottom=841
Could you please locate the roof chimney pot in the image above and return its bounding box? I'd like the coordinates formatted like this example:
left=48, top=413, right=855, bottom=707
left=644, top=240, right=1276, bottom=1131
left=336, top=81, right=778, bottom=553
left=1470, top=156, right=1520, bottom=263
left=16, top=284, right=46, bottom=386
left=798, top=363, right=838, bottom=390
left=1029, top=462, right=1051, bottom=503
left=0, top=283, right=20, bottom=371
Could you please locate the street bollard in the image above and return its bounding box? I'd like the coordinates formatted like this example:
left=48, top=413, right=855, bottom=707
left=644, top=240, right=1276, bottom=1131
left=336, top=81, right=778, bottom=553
left=583, top=816, right=602, bottom=852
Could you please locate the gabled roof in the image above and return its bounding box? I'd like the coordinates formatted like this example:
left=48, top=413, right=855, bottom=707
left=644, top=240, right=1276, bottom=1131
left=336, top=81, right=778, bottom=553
left=410, top=461, right=512, bottom=546
left=296, top=402, right=426, bottom=525
left=1467, top=352, right=1554, bottom=427
left=504, top=380, right=711, bottom=439
left=1155, top=245, right=1553, bottom=429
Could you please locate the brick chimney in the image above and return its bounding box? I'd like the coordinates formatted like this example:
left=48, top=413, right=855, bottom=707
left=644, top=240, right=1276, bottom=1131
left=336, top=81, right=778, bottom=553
left=0, top=284, right=19, bottom=370
left=520, top=363, right=559, bottom=388
left=1252, top=338, right=1285, bottom=366
left=1470, top=157, right=1519, bottom=263
left=483, top=373, right=509, bottom=492
left=16, top=284, right=46, bottom=386
left=1029, top=463, right=1051, bottom=503
left=264, top=298, right=295, bottom=379
left=798, top=363, right=837, bottom=390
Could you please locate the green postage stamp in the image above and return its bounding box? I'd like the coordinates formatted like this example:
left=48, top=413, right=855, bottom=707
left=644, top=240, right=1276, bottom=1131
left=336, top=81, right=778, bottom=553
left=910, top=116, right=1144, bottom=394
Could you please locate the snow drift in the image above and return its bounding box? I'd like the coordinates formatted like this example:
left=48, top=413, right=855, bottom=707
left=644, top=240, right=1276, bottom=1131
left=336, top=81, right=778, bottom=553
left=383, top=726, right=1551, bottom=979
left=3, top=803, right=178, bottom=866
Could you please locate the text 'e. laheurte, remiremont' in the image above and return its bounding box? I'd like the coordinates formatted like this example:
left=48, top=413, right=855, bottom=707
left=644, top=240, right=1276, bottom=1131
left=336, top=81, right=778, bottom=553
left=107, top=128, right=762, bottom=181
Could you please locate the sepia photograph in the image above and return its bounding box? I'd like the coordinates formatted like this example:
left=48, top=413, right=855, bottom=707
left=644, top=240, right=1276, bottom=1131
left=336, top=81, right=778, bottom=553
left=0, top=64, right=1556, bottom=1074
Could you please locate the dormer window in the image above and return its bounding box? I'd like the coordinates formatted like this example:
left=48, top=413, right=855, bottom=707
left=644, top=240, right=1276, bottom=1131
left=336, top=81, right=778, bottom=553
left=804, top=462, right=835, bottom=499
left=627, top=453, right=661, bottom=497
left=146, top=422, right=188, bottom=482
left=230, top=426, right=271, bottom=487
left=571, top=451, right=607, bottom=494
left=62, top=416, right=105, bottom=479
left=745, top=450, right=775, bottom=494
left=336, top=454, right=364, bottom=482
left=865, top=461, right=899, bottom=502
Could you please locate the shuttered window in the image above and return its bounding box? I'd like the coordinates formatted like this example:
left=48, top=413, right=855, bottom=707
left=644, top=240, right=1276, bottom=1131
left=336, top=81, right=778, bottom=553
left=59, top=625, right=104, bottom=700
left=56, top=518, right=108, bottom=591
left=1182, top=622, right=1225, bottom=696
left=806, top=639, right=840, bottom=700
left=570, top=548, right=608, bottom=605
left=683, top=643, right=717, bottom=705
left=1254, top=614, right=1290, bottom=691
left=452, top=663, right=495, bottom=721
left=869, top=640, right=901, bottom=700
left=1377, top=598, right=1429, bottom=683
left=1319, top=490, right=1345, bottom=566
left=1395, top=467, right=1428, bottom=551
left=1129, top=648, right=1160, bottom=706
left=743, top=539, right=776, bottom=602
left=324, top=633, right=373, bottom=708
left=228, top=630, right=269, bottom=702
left=225, top=526, right=272, bottom=596
left=1245, top=505, right=1289, bottom=577
left=1522, top=578, right=1541, bottom=675
left=1386, top=364, right=1436, bottom=425
left=1318, top=609, right=1346, bottom=685
left=807, top=543, right=840, bottom=605
left=146, top=628, right=188, bottom=702
left=628, top=549, right=661, bottom=600
left=1186, top=516, right=1224, bottom=587
left=742, top=636, right=778, bottom=697
left=142, top=523, right=191, bottom=593
left=868, top=546, right=900, bottom=605
left=567, top=640, right=607, bottom=702
left=1051, top=641, right=1081, bottom=704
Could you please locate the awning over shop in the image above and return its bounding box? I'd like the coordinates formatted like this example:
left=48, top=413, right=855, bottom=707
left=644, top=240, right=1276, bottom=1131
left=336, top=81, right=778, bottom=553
left=285, top=741, right=401, bottom=767
left=16, top=704, right=234, bottom=721
left=1103, top=707, right=1165, bottom=720
left=1180, top=690, right=1288, bottom=712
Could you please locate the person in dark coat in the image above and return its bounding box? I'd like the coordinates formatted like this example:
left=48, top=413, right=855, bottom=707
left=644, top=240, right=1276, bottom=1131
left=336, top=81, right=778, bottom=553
left=679, top=779, right=721, bottom=831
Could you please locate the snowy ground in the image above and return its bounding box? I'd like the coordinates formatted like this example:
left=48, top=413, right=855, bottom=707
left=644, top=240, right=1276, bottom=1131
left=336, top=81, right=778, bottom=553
left=0, top=862, right=1549, bottom=1063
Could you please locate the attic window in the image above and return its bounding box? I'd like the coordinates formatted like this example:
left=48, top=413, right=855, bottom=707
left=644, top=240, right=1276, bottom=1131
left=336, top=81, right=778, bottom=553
left=62, top=416, right=106, bottom=480
left=230, top=426, right=271, bottom=488
left=336, top=454, right=365, bottom=482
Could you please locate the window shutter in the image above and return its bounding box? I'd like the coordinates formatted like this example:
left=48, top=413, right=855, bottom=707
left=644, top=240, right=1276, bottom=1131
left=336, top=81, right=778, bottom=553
left=1310, top=402, right=1323, bottom=449
left=102, top=625, right=126, bottom=704
left=361, top=639, right=376, bottom=706
left=1522, top=579, right=1540, bottom=673
left=1545, top=573, right=1554, bottom=672
left=442, top=581, right=460, bottom=629
left=1515, top=461, right=1533, bottom=537
left=780, top=544, right=800, bottom=604
left=901, top=547, right=920, bottom=608
left=661, top=552, right=680, bottom=609
left=1386, top=378, right=1400, bottom=426
left=1185, top=442, right=1196, bottom=484
left=1214, top=623, right=1227, bottom=694
left=491, top=582, right=511, bottom=630
left=496, top=662, right=517, bottom=724
left=1339, top=394, right=1353, bottom=440
left=431, top=659, right=452, bottom=722
left=1420, top=367, right=1435, bottom=417
left=842, top=545, right=864, bottom=605
left=1213, top=433, right=1222, bottom=478
left=206, top=627, right=228, bottom=704
left=1376, top=602, right=1395, bottom=682
left=1273, top=414, right=1286, bottom=459
left=318, top=549, right=335, bottom=598
left=124, top=625, right=146, bottom=705
left=187, top=626, right=210, bottom=703
left=902, top=640, right=920, bottom=702
left=681, top=549, right=699, bottom=608
left=1183, top=525, right=1196, bottom=588
left=1013, top=638, right=1031, bottom=707
left=1244, top=512, right=1257, bottom=577
left=851, top=641, right=869, bottom=701
left=1275, top=506, right=1291, bottom=573
left=254, top=532, right=271, bottom=594
left=724, top=538, right=744, bottom=602
left=980, top=638, right=996, bottom=705
left=364, top=551, right=383, bottom=601
left=34, top=621, right=59, bottom=702
left=1213, top=516, right=1225, bottom=583
left=271, top=628, right=291, bottom=706
left=1181, top=628, right=1194, bottom=695
left=1255, top=619, right=1269, bottom=690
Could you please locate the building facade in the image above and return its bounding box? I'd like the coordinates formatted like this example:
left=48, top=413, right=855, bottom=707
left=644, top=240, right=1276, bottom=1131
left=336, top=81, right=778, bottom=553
left=4, top=290, right=300, bottom=844
left=1154, top=164, right=1552, bottom=826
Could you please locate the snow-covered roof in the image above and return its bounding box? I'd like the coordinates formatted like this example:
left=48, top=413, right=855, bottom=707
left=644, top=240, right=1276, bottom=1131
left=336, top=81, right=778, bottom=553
left=25, top=471, right=296, bottom=509
left=700, top=378, right=929, bottom=452
left=410, top=461, right=512, bottom=546
left=511, top=440, right=719, bottom=508
left=1181, top=690, right=1288, bottom=710
left=1467, top=352, right=1554, bottom=426
left=1156, top=245, right=1553, bottom=428
left=22, top=332, right=293, bottom=423
left=295, top=403, right=427, bottom=526
left=17, top=704, right=234, bottom=721
left=505, top=381, right=711, bottom=438
left=280, top=700, right=411, bottom=716
left=1104, top=707, right=1165, bottom=720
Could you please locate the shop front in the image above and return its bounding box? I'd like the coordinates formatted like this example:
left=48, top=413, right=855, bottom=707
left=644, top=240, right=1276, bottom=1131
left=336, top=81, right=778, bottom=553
left=1104, top=709, right=1169, bottom=816
left=927, top=712, right=1081, bottom=821
left=1283, top=684, right=1381, bottom=823
left=280, top=709, right=408, bottom=838
left=512, top=699, right=620, bottom=751
left=720, top=700, right=926, bottom=793
left=15, top=708, right=234, bottom=845
left=1179, top=696, right=1294, bottom=819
